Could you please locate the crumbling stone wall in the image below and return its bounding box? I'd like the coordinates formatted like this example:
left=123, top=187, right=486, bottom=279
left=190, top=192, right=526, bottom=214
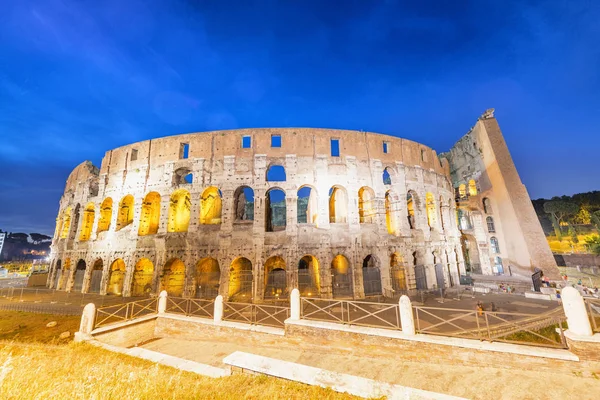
left=48, top=127, right=474, bottom=300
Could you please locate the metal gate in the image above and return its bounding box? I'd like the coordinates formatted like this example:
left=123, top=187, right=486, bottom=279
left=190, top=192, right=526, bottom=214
left=332, top=271, right=353, bottom=298
left=435, top=264, right=445, bottom=290
left=415, top=265, right=427, bottom=290
left=229, top=270, right=254, bottom=302
left=196, top=271, right=220, bottom=299
left=298, top=268, right=318, bottom=296
left=89, top=270, right=103, bottom=293
left=264, top=269, right=287, bottom=299
left=391, top=266, right=407, bottom=292
left=362, top=267, right=382, bottom=296
left=72, top=270, right=86, bottom=292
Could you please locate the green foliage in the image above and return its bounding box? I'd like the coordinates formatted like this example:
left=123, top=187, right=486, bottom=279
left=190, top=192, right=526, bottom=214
left=585, top=235, right=600, bottom=255
left=592, top=211, right=600, bottom=231
left=569, top=227, right=579, bottom=244
left=574, top=208, right=592, bottom=224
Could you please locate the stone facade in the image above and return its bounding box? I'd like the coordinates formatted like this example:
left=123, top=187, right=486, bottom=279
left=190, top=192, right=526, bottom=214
left=48, top=111, right=558, bottom=300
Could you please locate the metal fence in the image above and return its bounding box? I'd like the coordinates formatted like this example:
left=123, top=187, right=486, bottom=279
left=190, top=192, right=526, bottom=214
left=165, top=297, right=215, bottom=319
left=222, top=302, right=289, bottom=328
left=413, top=306, right=567, bottom=348
left=300, top=298, right=401, bottom=330
left=94, top=298, right=158, bottom=329
left=585, top=298, right=600, bottom=333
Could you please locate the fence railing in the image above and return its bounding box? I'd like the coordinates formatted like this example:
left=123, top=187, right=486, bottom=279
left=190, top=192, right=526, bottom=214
left=300, top=298, right=401, bottom=330
left=585, top=298, right=600, bottom=333
left=222, top=302, right=289, bottom=328
left=166, top=297, right=215, bottom=319
left=94, top=298, right=158, bottom=329
left=413, top=306, right=567, bottom=348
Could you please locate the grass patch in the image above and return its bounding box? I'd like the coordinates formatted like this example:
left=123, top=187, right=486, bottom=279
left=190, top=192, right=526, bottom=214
left=502, top=322, right=567, bottom=347
left=0, top=311, right=80, bottom=343
left=0, top=311, right=360, bottom=399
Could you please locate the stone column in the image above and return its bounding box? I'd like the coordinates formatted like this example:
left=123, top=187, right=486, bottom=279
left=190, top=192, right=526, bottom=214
left=399, top=295, right=415, bottom=335
left=290, top=288, right=300, bottom=321
left=158, top=290, right=168, bottom=314
left=214, top=294, right=223, bottom=323
left=74, top=303, right=96, bottom=342
left=562, top=287, right=593, bottom=336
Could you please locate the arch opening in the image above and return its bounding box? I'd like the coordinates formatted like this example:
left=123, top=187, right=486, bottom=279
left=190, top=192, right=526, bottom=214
left=390, top=253, right=407, bottom=292
left=483, top=198, right=492, bottom=214
left=407, top=192, right=416, bottom=229
left=461, top=234, right=481, bottom=274
left=331, top=255, right=352, bottom=298
left=229, top=257, right=253, bottom=301
left=266, top=165, right=286, bottom=181
left=298, top=255, right=320, bottom=296
left=53, top=259, right=62, bottom=290
left=88, top=259, right=103, bottom=294
left=107, top=259, right=126, bottom=295
left=72, top=259, right=86, bottom=292
left=139, top=192, right=161, bottom=236
left=60, top=207, right=72, bottom=239
left=266, top=188, right=286, bottom=232
left=97, top=198, right=113, bottom=233
left=468, top=179, right=478, bottom=196
left=195, top=258, right=220, bottom=299
left=383, top=168, right=392, bottom=185
left=79, top=203, right=95, bottom=241
left=297, top=186, right=318, bottom=225
left=200, top=186, right=222, bottom=225
left=358, top=187, right=376, bottom=224
left=234, top=186, right=255, bottom=222
left=426, top=192, right=437, bottom=230
left=160, top=259, right=185, bottom=297
left=385, top=191, right=397, bottom=234
left=329, top=186, right=348, bottom=223
left=132, top=258, right=154, bottom=297
left=168, top=189, right=191, bottom=232
left=116, top=195, right=134, bottom=231
left=264, top=256, right=287, bottom=299
left=362, top=255, right=382, bottom=296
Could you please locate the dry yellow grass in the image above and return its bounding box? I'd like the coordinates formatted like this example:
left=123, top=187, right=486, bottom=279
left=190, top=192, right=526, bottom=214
left=0, top=311, right=360, bottom=399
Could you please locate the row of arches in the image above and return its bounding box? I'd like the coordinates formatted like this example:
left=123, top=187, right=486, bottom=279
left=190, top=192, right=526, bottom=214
left=53, top=252, right=460, bottom=300
left=57, top=184, right=455, bottom=240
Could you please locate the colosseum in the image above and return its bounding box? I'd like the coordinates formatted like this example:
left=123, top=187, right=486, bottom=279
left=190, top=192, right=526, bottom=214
left=47, top=109, right=560, bottom=301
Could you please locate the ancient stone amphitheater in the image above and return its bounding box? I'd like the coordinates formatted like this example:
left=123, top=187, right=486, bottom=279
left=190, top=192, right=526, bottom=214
left=48, top=113, right=559, bottom=301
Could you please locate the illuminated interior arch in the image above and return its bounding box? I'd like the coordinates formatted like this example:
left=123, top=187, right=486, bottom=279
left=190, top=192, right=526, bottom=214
left=195, top=258, right=220, bottom=298
left=468, top=179, right=477, bottom=196
left=458, top=184, right=467, bottom=198
left=385, top=191, right=397, bottom=234
left=358, top=187, right=376, bottom=224
left=59, top=207, right=72, bottom=239
left=138, top=192, right=161, bottom=236
left=229, top=257, right=253, bottom=300
left=131, top=258, right=154, bottom=297
left=107, top=259, right=126, bottom=295
left=331, top=254, right=352, bottom=298
left=390, top=253, right=407, bottom=291
left=200, top=186, right=222, bottom=225
left=426, top=192, right=437, bottom=229
left=298, top=255, right=320, bottom=296
left=97, top=198, right=113, bottom=233
left=79, top=202, right=95, bottom=241
left=168, top=189, right=191, bottom=232
left=160, top=259, right=185, bottom=296
left=116, top=195, right=135, bottom=231
left=329, top=186, right=348, bottom=223
left=264, top=256, right=287, bottom=298
left=297, top=186, right=318, bottom=225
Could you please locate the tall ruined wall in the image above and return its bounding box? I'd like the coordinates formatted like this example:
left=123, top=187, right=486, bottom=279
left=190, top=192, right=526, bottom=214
left=443, top=110, right=560, bottom=279
left=48, top=128, right=463, bottom=300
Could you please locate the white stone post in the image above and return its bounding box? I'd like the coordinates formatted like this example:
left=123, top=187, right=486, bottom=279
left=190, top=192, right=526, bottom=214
left=290, top=288, right=300, bottom=321
left=158, top=290, right=168, bottom=314
left=399, top=295, right=415, bottom=335
left=214, top=295, right=223, bottom=323
left=561, top=287, right=593, bottom=336
left=74, top=303, right=96, bottom=342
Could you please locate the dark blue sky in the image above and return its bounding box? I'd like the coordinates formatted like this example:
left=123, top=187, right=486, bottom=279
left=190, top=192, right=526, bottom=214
left=1, top=0, right=599, bottom=235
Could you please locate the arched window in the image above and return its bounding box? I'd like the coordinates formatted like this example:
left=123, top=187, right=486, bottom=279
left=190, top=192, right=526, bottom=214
left=116, top=195, right=134, bottom=231
left=383, top=168, right=392, bottom=185
left=298, top=255, right=320, bottom=296
left=97, top=198, right=113, bottom=234
left=229, top=257, right=253, bottom=300
left=439, top=196, right=446, bottom=231
left=468, top=179, right=477, bottom=196
left=490, top=237, right=500, bottom=254
left=107, top=259, right=126, bottom=295
left=494, top=256, right=504, bottom=274
left=390, top=253, right=407, bottom=292
left=486, top=216, right=495, bottom=233
left=457, top=209, right=472, bottom=230
left=79, top=203, right=95, bottom=241
left=483, top=198, right=492, bottom=214
left=266, top=188, right=286, bottom=232
left=168, top=189, right=191, bottom=232
left=196, top=258, right=220, bottom=299
left=329, top=186, right=348, bottom=223
left=385, top=191, right=396, bottom=234
left=139, top=192, right=161, bottom=236
left=131, top=258, right=154, bottom=297
left=407, top=192, right=416, bottom=229
left=234, top=186, right=254, bottom=222
left=297, top=186, right=318, bottom=225
left=266, top=165, right=286, bottom=181
left=200, top=186, right=222, bottom=225
left=358, top=187, right=375, bottom=224
left=425, top=193, right=436, bottom=229
left=60, top=207, right=72, bottom=239
left=160, top=259, right=185, bottom=297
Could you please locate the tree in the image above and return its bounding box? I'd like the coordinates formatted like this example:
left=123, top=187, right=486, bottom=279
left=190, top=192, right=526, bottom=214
left=591, top=211, right=600, bottom=231
left=574, top=207, right=592, bottom=224
left=585, top=235, right=600, bottom=255
left=543, top=201, right=579, bottom=239
left=569, top=227, right=579, bottom=245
